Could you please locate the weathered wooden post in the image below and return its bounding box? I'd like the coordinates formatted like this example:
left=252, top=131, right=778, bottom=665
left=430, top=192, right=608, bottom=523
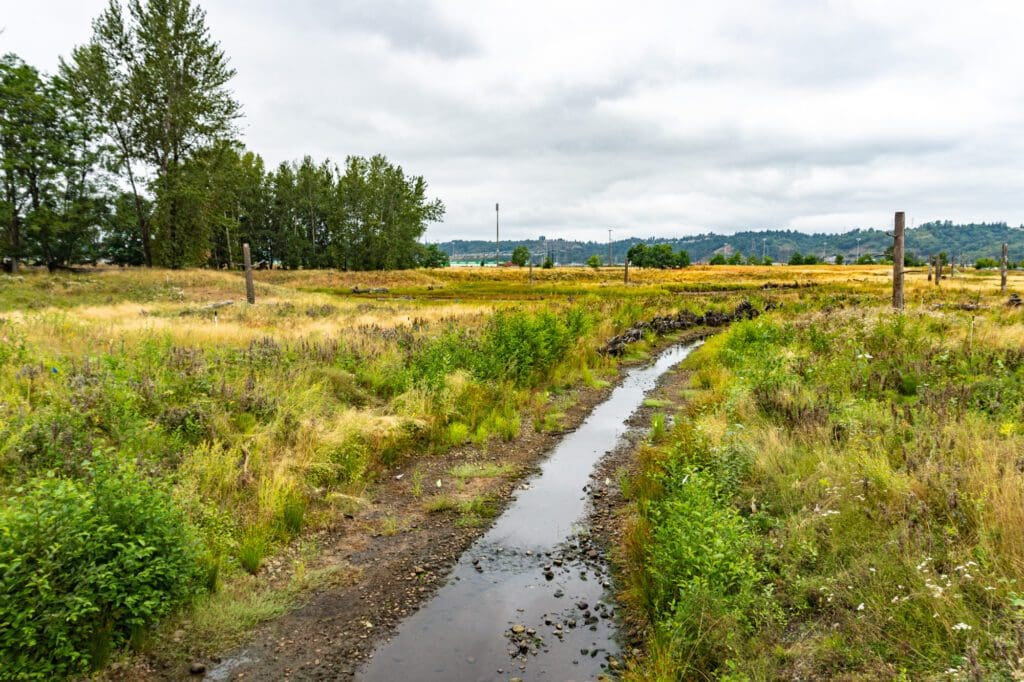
left=934, top=254, right=941, bottom=287
left=927, top=256, right=933, bottom=282
left=950, top=253, right=956, bottom=278
left=528, top=259, right=533, bottom=286
left=892, top=211, right=905, bottom=309
left=624, top=257, right=630, bottom=285
left=243, top=243, right=255, bottom=304
left=1001, top=243, right=1008, bottom=292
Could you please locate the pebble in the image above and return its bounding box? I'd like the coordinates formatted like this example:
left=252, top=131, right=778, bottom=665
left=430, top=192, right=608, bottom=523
left=189, top=662, right=206, bottom=675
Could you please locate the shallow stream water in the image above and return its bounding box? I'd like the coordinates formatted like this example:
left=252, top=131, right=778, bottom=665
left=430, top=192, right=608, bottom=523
left=357, top=342, right=699, bottom=682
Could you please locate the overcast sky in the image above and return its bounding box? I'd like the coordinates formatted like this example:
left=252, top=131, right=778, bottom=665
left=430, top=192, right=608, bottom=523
left=3, top=1, right=1024, bottom=242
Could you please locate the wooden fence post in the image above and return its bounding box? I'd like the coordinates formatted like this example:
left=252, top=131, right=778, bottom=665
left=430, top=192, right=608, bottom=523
left=927, top=256, right=933, bottom=282
left=1001, top=243, right=1008, bottom=293
left=934, top=254, right=941, bottom=287
left=892, top=211, right=905, bottom=309
left=243, top=243, right=255, bottom=304
left=528, top=259, right=533, bottom=286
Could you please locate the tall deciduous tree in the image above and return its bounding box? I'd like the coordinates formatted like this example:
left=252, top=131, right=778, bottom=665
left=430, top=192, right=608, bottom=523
left=1, top=55, right=103, bottom=270
left=64, top=0, right=240, bottom=267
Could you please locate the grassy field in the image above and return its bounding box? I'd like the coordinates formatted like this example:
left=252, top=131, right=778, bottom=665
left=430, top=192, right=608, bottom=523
left=617, top=271, right=1024, bottom=679
left=0, top=263, right=1019, bottom=679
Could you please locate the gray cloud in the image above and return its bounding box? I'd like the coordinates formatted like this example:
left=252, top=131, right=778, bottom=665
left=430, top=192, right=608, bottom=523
left=3, top=0, right=1024, bottom=242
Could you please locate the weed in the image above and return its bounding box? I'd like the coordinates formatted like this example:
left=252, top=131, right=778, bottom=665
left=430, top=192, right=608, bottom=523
left=378, top=515, right=401, bottom=536
left=449, top=461, right=514, bottom=480
left=424, top=495, right=458, bottom=513
left=410, top=468, right=424, bottom=498
left=456, top=495, right=500, bottom=527
left=238, top=532, right=268, bottom=575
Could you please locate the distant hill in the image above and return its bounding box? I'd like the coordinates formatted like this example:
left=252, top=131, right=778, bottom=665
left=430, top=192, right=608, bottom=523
left=438, top=221, right=1024, bottom=265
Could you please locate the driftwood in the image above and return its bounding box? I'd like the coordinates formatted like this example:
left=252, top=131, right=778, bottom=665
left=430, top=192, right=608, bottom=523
left=351, top=286, right=390, bottom=294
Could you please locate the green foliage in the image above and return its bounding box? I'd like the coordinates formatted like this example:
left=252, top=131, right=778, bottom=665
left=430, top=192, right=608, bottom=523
left=975, top=257, right=999, bottom=269
left=542, top=255, right=554, bottom=269
left=0, top=54, right=103, bottom=270
left=586, top=254, right=602, bottom=269
left=709, top=253, right=727, bottom=265
left=789, top=251, right=822, bottom=265
left=474, top=308, right=586, bottom=386
left=510, top=245, right=530, bottom=267
left=417, top=243, right=450, bottom=268
left=237, top=531, right=268, bottom=575
left=625, top=304, right=1024, bottom=679
left=0, top=463, right=201, bottom=679
left=628, top=242, right=691, bottom=268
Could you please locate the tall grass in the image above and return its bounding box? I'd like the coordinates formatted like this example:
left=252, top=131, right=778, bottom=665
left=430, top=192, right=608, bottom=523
left=621, top=302, right=1024, bottom=679
left=0, top=268, right=653, bottom=674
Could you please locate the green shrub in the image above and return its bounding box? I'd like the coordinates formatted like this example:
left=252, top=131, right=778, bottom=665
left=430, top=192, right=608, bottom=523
left=410, top=328, right=474, bottom=391
left=474, top=309, right=578, bottom=385
left=0, top=464, right=201, bottom=679
left=646, top=468, right=760, bottom=613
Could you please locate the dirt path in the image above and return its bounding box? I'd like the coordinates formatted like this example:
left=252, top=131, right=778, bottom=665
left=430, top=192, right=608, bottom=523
left=127, top=330, right=708, bottom=681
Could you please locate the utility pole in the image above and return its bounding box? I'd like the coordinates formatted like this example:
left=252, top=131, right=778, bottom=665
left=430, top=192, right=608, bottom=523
left=495, top=203, right=500, bottom=266
left=762, top=237, right=767, bottom=261
left=608, top=229, right=613, bottom=266
left=892, top=211, right=905, bottom=310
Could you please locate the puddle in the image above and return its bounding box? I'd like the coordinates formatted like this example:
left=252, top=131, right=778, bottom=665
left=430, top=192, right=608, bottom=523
left=357, top=342, right=700, bottom=681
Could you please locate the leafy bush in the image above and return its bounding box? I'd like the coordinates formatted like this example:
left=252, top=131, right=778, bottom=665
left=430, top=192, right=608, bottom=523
left=474, top=310, right=575, bottom=385
left=0, top=463, right=201, bottom=679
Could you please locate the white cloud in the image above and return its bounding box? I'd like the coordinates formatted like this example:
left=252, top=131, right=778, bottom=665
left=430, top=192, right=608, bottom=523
left=3, top=0, right=1024, bottom=242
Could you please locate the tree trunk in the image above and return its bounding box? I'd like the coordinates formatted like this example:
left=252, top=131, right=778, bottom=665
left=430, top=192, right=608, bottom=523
left=3, top=172, right=19, bottom=273
left=115, top=126, right=151, bottom=266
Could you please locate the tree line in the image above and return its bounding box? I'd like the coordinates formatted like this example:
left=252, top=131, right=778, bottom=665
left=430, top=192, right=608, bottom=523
left=0, top=0, right=445, bottom=272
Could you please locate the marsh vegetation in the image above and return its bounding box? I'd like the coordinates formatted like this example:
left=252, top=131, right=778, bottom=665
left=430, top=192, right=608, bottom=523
left=0, top=263, right=1021, bottom=679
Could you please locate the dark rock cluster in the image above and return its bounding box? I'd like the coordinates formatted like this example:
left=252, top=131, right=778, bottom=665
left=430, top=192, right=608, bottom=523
left=600, top=300, right=764, bottom=356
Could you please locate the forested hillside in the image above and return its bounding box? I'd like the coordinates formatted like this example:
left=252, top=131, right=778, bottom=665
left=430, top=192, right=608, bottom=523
left=443, top=221, right=1024, bottom=265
